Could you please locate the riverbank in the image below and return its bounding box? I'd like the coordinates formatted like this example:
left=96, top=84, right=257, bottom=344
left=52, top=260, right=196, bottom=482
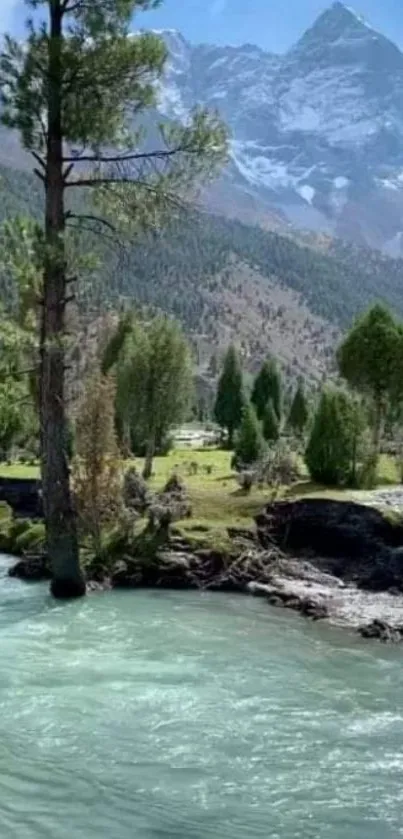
left=6, top=494, right=403, bottom=642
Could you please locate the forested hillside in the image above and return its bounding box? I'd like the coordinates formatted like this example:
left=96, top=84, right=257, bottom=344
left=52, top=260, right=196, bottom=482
left=1, top=162, right=403, bottom=379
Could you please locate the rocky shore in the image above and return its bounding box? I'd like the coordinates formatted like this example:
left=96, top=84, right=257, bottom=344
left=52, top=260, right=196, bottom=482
left=8, top=495, right=403, bottom=642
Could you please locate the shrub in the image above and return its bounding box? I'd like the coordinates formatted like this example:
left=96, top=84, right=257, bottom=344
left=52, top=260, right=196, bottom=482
left=148, top=474, right=192, bottom=534
left=123, top=467, right=152, bottom=514
left=237, top=470, right=255, bottom=493
left=259, top=443, right=300, bottom=487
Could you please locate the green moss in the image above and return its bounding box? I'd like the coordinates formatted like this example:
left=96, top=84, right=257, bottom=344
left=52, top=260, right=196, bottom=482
left=14, top=522, right=46, bottom=553
left=0, top=502, right=12, bottom=522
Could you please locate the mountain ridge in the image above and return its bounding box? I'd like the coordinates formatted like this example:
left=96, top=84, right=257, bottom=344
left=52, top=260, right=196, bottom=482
left=1, top=4, right=403, bottom=251
left=141, top=3, right=403, bottom=254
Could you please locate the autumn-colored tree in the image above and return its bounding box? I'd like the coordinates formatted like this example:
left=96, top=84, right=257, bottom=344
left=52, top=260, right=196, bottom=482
left=73, top=373, right=122, bottom=557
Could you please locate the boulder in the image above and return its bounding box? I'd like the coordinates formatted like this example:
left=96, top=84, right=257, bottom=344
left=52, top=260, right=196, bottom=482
left=359, top=619, right=403, bottom=643
left=9, top=554, right=50, bottom=581
left=111, top=560, right=143, bottom=588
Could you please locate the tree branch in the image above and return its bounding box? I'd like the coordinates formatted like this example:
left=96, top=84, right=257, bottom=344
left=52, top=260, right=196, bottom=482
left=34, top=168, right=46, bottom=183
left=62, top=144, right=197, bottom=165
left=64, top=211, right=116, bottom=233
left=31, top=150, right=46, bottom=170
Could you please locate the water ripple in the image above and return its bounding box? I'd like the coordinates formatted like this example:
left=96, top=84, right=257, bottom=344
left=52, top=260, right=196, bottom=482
left=0, top=574, right=402, bottom=837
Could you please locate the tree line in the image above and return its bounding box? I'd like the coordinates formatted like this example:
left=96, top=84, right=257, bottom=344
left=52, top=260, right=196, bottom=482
left=213, top=302, right=403, bottom=489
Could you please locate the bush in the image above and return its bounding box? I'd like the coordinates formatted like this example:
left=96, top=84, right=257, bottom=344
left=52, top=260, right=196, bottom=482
left=123, top=467, right=152, bottom=514
left=236, top=470, right=255, bottom=493
left=148, top=474, right=192, bottom=533
left=258, top=443, right=300, bottom=487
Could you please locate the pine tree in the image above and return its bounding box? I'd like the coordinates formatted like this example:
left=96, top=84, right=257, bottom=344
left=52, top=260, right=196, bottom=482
left=262, top=399, right=279, bottom=444
left=234, top=402, right=265, bottom=468
left=214, top=345, right=244, bottom=448
left=305, top=388, right=367, bottom=487
left=251, top=358, right=282, bottom=421
left=337, top=304, right=403, bottom=463
left=0, top=1, right=227, bottom=598
left=288, top=380, right=309, bottom=437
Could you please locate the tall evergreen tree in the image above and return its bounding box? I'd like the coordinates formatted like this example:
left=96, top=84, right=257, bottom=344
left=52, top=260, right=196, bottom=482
left=251, top=358, right=282, bottom=422
left=234, top=402, right=265, bottom=468
left=337, top=304, right=403, bottom=464
left=262, top=398, right=280, bottom=444
left=305, top=388, right=367, bottom=488
left=288, top=380, right=309, bottom=437
left=0, top=0, right=227, bottom=598
left=214, top=345, right=244, bottom=448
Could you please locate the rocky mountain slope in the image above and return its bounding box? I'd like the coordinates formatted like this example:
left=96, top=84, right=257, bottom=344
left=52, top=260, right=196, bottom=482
left=151, top=3, right=403, bottom=254
left=4, top=161, right=403, bottom=384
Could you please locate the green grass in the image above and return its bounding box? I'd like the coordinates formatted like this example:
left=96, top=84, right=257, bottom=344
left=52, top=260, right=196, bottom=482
left=0, top=463, right=40, bottom=479
left=137, top=448, right=269, bottom=527
left=0, top=449, right=401, bottom=541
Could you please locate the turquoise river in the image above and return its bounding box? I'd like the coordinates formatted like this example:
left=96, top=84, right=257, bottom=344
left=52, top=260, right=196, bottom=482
left=0, top=557, right=402, bottom=838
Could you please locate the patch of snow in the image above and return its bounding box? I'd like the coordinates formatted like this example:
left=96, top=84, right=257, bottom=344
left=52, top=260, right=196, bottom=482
left=344, top=5, right=376, bottom=33
left=280, top=103, right=321, bottom=132
left=231, top=141, right=301, bottom=191
left=209, top=56, right=228, bottom=70
left=231, top=140, right=321, bottom=195
left=157, top=82, right=188, bottom=121
left=297, top=185, right=315, bottom=204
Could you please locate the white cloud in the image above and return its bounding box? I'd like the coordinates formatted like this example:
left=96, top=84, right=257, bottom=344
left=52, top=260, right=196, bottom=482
left=209, top=0, right=227, bottom=18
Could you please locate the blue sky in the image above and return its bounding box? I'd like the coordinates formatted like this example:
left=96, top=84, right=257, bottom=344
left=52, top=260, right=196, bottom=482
left=2, top=1, right=403, bottom=52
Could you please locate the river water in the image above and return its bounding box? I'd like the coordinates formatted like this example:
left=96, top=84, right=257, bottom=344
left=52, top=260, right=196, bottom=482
left=0, top=558, right=403, bottom=838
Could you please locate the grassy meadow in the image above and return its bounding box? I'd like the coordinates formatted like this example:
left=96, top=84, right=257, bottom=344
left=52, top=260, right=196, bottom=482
left=0, top=450, right=400, bottom=541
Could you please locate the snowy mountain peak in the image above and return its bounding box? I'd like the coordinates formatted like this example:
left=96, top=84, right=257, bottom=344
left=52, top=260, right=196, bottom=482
left=126, top=7, right=403, bottom=256
left=293, top=1, right=383, bottom=53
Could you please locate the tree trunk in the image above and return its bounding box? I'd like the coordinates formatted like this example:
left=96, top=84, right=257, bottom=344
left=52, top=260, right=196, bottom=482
left=41, top=0, right=85, bottom=599
left=143, top=429, right=156, bottom=480
left=122, top=419, right=132, bottom=459
left=372, top=395, right=383, bottom=462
